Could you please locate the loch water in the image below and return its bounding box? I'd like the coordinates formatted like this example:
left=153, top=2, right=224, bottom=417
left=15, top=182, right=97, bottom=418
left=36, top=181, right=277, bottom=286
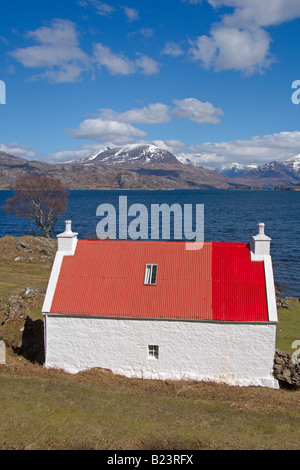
left=0, top=189, right=299, bottom=298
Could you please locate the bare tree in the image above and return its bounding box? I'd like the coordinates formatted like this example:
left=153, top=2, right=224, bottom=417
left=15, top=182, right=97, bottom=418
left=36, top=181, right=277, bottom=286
left=2, top=175, right=69, bottom=238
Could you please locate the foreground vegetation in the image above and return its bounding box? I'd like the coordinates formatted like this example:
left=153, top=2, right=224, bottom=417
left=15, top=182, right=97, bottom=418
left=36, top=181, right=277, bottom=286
left=0, top=360, right=299, bottom=450
left=0, top=235, right=299, bottom=450
left=276, top=300, right=300, bottom=353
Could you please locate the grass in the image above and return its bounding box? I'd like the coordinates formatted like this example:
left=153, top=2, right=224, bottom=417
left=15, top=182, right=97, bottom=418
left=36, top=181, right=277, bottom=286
left=276, top=300, right=300, bottom=353
left=0, top=234, right=299, bottom=450
left=0, top=259, right=51, bottom=300
left=0, top=364, right=299, bottom=450
left=0, top=235, right=54, bottom=300
left=28, top=306, right=44, bottom=321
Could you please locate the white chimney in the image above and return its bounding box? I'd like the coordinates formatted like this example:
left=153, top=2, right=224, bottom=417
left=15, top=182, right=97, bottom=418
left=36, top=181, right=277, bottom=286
left=251, top=222, right=271, bottom=257
left=57, top=220, right=78, bottom=253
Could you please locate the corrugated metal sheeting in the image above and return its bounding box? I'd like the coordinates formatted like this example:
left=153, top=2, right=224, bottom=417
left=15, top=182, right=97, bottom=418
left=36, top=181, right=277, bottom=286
left=212, top=243, right=268, bottom=322
left=50, top=240, right=268, bottom=322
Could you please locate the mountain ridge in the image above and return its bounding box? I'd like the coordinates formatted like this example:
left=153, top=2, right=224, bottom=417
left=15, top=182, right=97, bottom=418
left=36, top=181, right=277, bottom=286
left=233, top=156, right=300, bottom=188
left=0, top=145, right=235, bottom=190
left=216, top=162, right=259, bottom=177
left=1, top=145, right=300, bottom=190
left=79, top=144, right=178, bottom=166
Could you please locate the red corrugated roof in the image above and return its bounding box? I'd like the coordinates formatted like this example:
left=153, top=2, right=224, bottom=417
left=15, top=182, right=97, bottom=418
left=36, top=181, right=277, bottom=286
left=212, top=243, right=268, bottom=322
left=49, top=240, right=269, bottom=322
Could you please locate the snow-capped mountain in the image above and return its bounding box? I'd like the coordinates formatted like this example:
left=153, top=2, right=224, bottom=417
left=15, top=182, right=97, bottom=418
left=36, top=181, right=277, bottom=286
left=216, top=162, right=259, bottom=177
left=281, top=155, right=300, bottom=172
left=243, top=156, right=300, bottom=176
left=233, top=155, right=300, bottom=187
left=80, top=144, right=178, bottom=166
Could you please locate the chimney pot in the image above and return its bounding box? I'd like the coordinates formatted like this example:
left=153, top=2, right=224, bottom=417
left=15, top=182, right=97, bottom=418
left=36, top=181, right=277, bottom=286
left=65, top=220, right=72, bottom=233
left=258, top=222, right=265, bottom=235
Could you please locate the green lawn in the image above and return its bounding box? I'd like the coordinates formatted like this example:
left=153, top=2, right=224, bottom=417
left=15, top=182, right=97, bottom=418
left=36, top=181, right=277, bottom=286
left=276, top=299, right=300, bottom=353
left=0, top=367, right=299, bottom=450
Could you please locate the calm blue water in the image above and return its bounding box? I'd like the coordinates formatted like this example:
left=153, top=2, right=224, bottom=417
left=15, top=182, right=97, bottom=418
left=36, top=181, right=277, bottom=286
left=0, top=189, right=299, bottom=297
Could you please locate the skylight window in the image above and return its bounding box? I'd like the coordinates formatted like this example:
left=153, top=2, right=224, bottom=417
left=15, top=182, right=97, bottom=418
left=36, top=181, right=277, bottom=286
left=144, top=264, right=158, bottom=285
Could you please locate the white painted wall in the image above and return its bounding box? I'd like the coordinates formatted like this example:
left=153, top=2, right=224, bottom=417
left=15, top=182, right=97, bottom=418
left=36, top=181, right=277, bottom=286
left=44, top=315, right=278, bottom=389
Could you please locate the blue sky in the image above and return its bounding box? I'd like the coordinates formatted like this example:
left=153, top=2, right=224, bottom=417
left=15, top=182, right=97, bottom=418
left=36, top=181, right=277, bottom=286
left=1, top=0, right=300, bottom=168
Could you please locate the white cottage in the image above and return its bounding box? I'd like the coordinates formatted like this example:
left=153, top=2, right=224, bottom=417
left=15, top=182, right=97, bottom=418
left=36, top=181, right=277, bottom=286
left=42, top=221, right=278, bottom=388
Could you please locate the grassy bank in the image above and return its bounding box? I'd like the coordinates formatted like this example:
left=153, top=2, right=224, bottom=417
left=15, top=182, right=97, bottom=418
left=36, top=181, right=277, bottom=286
left=276, top=300, right=300, bottom=353
left=0, top=361, right=300, bottom=450
left=0, top=235, right=55, bottom=300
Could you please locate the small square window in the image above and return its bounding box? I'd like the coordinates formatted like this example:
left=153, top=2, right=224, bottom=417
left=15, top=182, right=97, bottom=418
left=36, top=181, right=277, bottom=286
left=144, top=264, right=157, bottom=285
left=148, top=345, right=159, bottom=359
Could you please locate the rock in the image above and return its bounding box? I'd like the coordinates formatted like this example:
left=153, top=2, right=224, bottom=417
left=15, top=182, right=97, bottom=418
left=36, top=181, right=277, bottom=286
left=282, top=368, right=291, bottom=378
left=276, top=297, right=292, bottom=309
left=274, top=356, right=285, bottom=365
left=6, top=295, right=25, bottom=320
left=35, top=246, right=54, bottom=258
left=16, top=241, right=32, bottom=253
left=273, top=350, right=300, bottom=389
left=3, top=287, right=46, bottom=322
left=14, top=255, right=33, bottom=262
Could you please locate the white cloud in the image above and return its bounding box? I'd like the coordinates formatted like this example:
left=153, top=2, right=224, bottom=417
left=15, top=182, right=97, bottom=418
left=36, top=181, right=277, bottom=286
left=139, top=28, right=154, bottom=38
left=173, top=98, right=224, bottom=124
left=99, top=103, right=171, bottom=124
left=49, top=143, right=111, bottom=162
left=42, top=63, right=86, bottom=83
left=93, top=44, right=160, bottom=76
left=10, top=18, right=160, bottom=81
left=68, top=118, right=146, bottom=144
left=66, top=98, right=223, bottom=147
left=0, top=142, right=39, bottom=159
left=190, top=24, right=273, bottom=74
left=161, top=41, right=184, bottom=57
left=99, top=99, right=222, bottom=125
left=184, top=0, right=300, bottom=74
left=135, top=54, right=160, bottom=75
left=10, top=19, right=89, bottom=82
left=184, top=0, right=300, bottom=26
left=208, top=0, right=300, bottom=28
left=93, top=43, right=136, bottom=75
left=128, top=28, right=154, bottom=39
left=124, top=6, right=140, bottom=21
left=155, top=131, right=300, bottom=168
left=79, top=0, right=115, bottom=16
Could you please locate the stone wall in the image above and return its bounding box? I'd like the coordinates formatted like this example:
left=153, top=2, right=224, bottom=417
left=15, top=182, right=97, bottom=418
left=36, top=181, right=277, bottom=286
left=273, top=350, right=300, bottom=389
